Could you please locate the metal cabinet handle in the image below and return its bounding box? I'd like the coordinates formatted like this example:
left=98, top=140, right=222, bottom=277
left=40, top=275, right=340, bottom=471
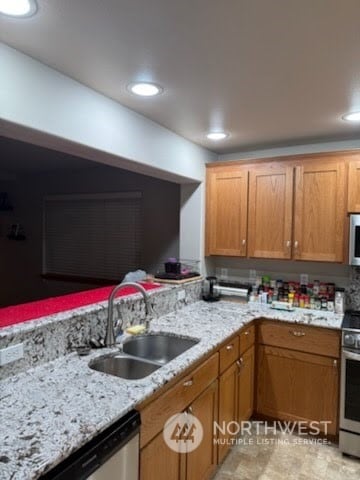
left=290, top=330, right=305, bottom=337
left=236, top=358, right=244, bottom=375
left=244, top=331, right=250, bottom=336
left=294, top=241, right=299, bottom=248
left=183, top=379, right=193, bottom=387
left=226, top=344, right=234, bottom=350
left=286, top=240, right=291, bottom=248
left=333, top=360, right=338, bottom=367
left=242, top=239, right=246, bottom=246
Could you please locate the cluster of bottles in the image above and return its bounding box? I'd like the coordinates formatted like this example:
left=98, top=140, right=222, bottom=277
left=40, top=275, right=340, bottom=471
left=249, top=276, right=345, bottom=313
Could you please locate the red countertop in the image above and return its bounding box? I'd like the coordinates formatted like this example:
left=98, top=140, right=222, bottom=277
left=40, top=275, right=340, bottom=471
left=0, top=282, right=162, bottom=329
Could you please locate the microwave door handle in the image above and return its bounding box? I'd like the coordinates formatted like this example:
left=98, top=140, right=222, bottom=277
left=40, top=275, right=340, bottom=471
left=343, top=349, right=360, bottom=361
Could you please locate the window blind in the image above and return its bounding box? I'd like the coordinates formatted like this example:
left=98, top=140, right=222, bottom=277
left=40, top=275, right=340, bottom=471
left=43, top=192, right=143, bottom=281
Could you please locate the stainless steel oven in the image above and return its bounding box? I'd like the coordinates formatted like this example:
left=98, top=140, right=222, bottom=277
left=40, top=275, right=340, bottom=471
left=349, top=214, right=360, bottom=266
left=340, top=312, right=360, bottom=457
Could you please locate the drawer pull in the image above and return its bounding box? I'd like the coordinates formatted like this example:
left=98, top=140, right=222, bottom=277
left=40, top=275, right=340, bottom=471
left=183, top=379, right=193, bottom=387
left=290, top=330, right=305, bottom=337
left=226, top=344, right=234, bottom=350
left=244, top=331, right=250, bottom=336
left=333, top=360, right=338, bottom=367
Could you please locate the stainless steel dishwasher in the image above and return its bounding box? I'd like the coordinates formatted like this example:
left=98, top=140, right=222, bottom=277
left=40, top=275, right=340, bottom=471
left=41, top=410, right=140, bottom=480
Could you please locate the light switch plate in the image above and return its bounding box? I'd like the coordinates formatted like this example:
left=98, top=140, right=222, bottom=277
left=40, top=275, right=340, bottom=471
left=220, top=268, right=228, bottom=280
left=177, top=290, right=186, bottom=301
left=0, top=343, right=24, bottom=366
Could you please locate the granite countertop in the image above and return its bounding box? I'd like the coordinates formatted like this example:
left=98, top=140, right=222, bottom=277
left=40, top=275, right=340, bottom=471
left=0, top=301, right=343, bottom=480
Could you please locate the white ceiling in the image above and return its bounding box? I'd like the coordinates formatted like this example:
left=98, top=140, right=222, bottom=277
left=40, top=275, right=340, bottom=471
left=1, top=0, right=360, bottom=154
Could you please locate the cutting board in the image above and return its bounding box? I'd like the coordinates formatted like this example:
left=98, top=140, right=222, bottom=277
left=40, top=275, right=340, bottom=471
left=153, top=275, right=203, bottom=285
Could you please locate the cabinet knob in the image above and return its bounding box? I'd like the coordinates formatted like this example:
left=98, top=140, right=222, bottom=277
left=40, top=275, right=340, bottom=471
left=294, top=241, right=299, bottom=248
left=244, top=331, right=250, bottom=336
left=226, top=344, right=234, bottom=350
left=333, top=360, right=338, bottom=367
left=183, top=379, right=193, bottom=387
left=286, top=240, right=291, bottom=248
left=242, top=239, right=246, bottom=246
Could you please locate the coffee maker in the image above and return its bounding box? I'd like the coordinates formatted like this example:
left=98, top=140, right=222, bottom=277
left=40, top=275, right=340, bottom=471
left=202, top=276, right=221, bottom=302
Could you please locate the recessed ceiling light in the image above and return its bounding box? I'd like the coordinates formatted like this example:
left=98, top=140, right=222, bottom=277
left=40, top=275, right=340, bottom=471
left=342, top=112, right=360, bottom=122
left=0, top=0, right=37, bottom=17
left=206, top=132, right=229, bottom=141
left=128, top=82, right=163, bottom=97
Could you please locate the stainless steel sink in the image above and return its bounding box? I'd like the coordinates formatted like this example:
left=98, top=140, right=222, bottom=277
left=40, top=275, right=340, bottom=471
left=122, top=334, right=199, bottom=365
left=89, top=353, right=160, bottom=380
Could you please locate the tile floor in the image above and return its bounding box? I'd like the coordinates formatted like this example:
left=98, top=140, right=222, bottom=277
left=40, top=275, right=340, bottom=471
left=213, top=424, right=360, bottom=480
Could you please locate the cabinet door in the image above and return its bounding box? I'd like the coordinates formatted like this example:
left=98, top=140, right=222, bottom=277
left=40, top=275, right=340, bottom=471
left=348, top=159, right=360, bottom=213
left=140, top=429, right=180, bottom=480
left=186, top=380, right=218, bottom=480
left=257, top=345, right=339, bottom=436
left=293, top=160, right=345, bottom=262
left=248, top=164, right=293, bottom=259
left=206, top=168, right=248, bottom=256
left=218, top=363, right=238, bottom=463
left=237, top=345, right=255, bottom=422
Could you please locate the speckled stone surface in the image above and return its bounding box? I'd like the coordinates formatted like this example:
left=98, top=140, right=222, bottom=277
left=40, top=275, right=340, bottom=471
left=0, top=280, right=202, bottom=380
left=347, top=266, right=360, bottom=310
left=0, top=300, right=343, bottom=480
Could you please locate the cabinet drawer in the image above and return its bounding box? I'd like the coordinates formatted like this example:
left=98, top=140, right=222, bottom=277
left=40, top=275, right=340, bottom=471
left=140, top=353, right=219, bottom=448
left=239, top=324, right=255, bottom=355
left=258, top=321, right=340, bottom=358
left=219, top=336, right=239, bottom=373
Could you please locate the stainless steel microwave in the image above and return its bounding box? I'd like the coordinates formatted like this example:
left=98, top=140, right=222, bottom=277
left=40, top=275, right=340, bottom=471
left=349, top=214, right=360, bottom=266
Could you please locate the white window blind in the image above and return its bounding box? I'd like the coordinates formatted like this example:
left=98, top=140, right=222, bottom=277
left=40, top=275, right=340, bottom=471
left=43, top=192, right=143, bottom=281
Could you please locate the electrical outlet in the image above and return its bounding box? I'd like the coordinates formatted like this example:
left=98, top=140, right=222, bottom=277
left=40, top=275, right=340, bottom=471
left=0, top=343, right=24, bottom=367
left=177, top=290, right=186, bottom=301
left=220, top=268, right=228, bottom=280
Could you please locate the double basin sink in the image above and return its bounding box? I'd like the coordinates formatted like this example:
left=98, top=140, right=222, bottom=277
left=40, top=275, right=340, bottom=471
left=89, top=334, right=199, bottom=380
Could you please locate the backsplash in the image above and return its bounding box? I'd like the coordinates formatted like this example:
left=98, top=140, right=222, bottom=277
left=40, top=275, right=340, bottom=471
left=347, top=267, right=360, bottom=310
left=0, top=280, right=202, bottom=380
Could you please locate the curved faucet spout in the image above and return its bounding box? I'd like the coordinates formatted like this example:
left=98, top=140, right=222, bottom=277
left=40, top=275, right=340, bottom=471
left=105, top=282, right=153, bottom=347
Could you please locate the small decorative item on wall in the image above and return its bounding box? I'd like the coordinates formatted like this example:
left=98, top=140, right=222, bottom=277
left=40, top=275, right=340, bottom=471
left=7, top=223, right=26, bottom=241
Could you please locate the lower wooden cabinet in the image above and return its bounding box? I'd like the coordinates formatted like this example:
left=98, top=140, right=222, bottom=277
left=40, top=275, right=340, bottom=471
left=140, top=429, right=180, bottom=480
left=237, top=345, right=255, bottom=423
left=218, top=362, right=238, bottom=463
left=186, top=380, right=218, bottom=480
left=256, top=345, right=339, bottom=435
left=218, top=341, right=255, bottom=463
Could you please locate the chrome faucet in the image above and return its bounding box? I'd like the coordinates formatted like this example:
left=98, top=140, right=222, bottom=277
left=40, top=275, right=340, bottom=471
left=105, top=282, right=153, bottom=347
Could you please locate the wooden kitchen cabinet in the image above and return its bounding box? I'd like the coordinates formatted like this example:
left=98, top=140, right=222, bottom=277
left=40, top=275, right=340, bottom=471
left=218, top=362, right=238, bottom=463
left=257, top=344, right=339, bottom=436
left=140, top=429, right=180, bottom=480
left=139, top=354, right=219, bottom=480
left=206, top=166, right=248, bottom=256
left=293, top=159, right=346, bottom=262
left=237, top=345, right=255, bottom=423
left=248, top=163, right=293, bottom=259
left=348, top=158, right=360, bottom=212
left=186, top=380, right=218, bottom=480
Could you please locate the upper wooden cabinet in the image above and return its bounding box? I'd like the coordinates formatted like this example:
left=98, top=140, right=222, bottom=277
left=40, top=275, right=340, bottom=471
left=293, top=160, right=345, bottom=262
left=248, top=164, right=293, bottom=259
left=206, top=153, right=348, bottom=263
left=348, top=158, right=360, bottom=213
left=206, top=167, right=248, bottom=256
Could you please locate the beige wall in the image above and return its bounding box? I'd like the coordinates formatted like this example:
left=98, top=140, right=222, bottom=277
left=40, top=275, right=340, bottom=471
left=0, top=165, right=179, bottom=307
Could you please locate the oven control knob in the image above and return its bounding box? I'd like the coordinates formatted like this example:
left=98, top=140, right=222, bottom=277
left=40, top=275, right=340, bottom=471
left=344, top=334, right=356, bottom=346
